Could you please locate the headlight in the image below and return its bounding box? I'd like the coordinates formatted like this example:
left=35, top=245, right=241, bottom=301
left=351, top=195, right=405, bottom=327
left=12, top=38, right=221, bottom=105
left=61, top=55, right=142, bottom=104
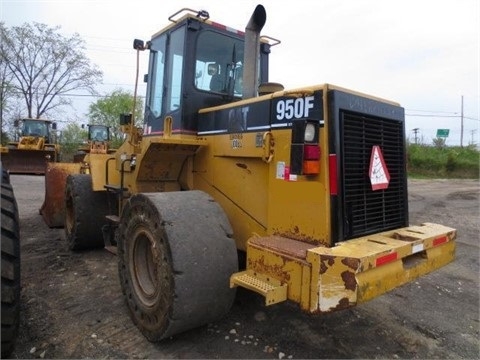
left=304, top=123, right=316, bottom=142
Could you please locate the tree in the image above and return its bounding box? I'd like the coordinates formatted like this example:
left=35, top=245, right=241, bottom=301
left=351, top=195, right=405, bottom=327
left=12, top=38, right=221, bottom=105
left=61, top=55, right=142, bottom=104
left=59, top=122, right=87, bottom=158
left=0, top=23, right=16, bottom=144
left=88, top=89, right=143, bottom=146
left=0, top=22, right=102, bottom=120
left=0, top=66, right=13, bottom=144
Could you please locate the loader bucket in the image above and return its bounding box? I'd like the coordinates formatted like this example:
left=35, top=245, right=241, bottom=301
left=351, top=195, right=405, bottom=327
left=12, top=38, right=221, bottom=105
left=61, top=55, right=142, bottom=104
left=1, top=149, right=56, bottom=175
left=40, top=162, right=81, bottom=228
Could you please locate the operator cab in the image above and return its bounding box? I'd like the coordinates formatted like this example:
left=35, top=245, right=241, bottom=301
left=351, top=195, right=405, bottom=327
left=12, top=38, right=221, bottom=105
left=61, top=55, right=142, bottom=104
left=16, top=118, right=55, bottom=143
left=139, top=8, right=272, bottom=136
left=88, top=125, right=110, bottom=142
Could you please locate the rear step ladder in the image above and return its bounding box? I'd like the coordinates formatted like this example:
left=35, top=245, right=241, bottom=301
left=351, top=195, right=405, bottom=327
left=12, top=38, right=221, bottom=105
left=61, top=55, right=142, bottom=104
left=102, top=157, right=132, bottom=254
left=230, top=270, right=288, bottom=305
left=104, top=184, right=129, bottom=198
left=102, top=214, right=120, bottom=255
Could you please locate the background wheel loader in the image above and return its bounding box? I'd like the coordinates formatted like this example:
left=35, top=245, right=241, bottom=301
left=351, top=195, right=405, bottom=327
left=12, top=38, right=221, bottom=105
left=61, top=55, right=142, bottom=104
left=41, top=5, right=456, bottom=342
left=40, top=123, right=116, bottom=228
left=1, top=118, right=60, bottom=174
left=73, top=124, right=116, bottom=163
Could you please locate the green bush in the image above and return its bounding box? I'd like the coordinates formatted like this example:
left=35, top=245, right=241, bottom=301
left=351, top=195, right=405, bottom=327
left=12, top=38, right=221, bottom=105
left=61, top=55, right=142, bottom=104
left=407, top=144, right=479, bottom=178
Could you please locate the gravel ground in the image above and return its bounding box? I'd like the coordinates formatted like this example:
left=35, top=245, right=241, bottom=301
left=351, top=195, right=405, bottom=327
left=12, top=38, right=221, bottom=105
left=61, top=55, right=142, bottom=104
left=8, top=176, right=480, bottom=359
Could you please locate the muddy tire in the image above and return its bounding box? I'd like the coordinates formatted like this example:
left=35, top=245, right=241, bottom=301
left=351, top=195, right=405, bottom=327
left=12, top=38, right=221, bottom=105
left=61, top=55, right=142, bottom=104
left=1, top=170, right=21, bottom=358
left=117, top=190, right=238, bottom=341
left=65, top=174, right=110, bottom=250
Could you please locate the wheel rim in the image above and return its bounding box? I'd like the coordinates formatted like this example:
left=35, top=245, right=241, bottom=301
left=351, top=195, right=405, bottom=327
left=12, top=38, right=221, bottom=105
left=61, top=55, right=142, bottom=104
left=131, top=227, right=162, bottom=308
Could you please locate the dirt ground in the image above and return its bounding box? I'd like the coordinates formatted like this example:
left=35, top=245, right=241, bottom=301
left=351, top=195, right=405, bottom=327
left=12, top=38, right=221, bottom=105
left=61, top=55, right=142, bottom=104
left=7, top=176, right=480, bottom=359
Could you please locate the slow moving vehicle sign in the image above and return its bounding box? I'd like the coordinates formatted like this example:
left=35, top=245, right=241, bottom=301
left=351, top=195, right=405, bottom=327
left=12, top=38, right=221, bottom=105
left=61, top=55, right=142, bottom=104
left=369, top=145, right=390, bottom=190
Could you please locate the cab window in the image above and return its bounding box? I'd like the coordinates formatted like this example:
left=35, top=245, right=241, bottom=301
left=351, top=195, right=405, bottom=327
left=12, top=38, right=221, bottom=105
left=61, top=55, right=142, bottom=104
left=194, top=31, right=244, bottom=97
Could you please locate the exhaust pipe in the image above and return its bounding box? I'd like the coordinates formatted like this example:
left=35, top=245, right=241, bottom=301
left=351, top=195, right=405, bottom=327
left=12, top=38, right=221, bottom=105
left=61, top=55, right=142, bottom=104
left=243, top=4, right=266, bottom=99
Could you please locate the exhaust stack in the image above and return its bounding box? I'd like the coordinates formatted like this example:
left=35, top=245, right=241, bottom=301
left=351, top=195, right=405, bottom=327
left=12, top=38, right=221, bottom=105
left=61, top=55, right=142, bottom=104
left=243, top=5, right=266, bottom=99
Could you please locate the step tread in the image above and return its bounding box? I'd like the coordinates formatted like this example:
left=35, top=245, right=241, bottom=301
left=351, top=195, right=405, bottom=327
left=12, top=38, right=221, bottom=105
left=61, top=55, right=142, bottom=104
left=105, top=215, right=120, bottom=223
left=230, top=271, right=287, bottom=305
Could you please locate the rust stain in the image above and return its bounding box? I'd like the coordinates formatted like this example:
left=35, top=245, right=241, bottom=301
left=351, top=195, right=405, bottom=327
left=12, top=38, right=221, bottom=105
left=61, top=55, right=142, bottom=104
left=341, top=257, right=360, bottom=270
left=393, top=232, right=419, bottom=241
left=319, top=255, right=335, bottom=274
left=273, top=228, right=329, bottom=247
left=248, top=255, right=291, bottom=282
left=325, top=256, right=335, bottom=266
left=335, top=297, right=351, bottom=311
left=40, top=164, right=80, bottom=228
left=235, top=163, right=251, bottom=174
left=341, top=270, right=357, bottom=291
left=308, top=297, right=353, bottom=315
left=249, top=236, right=315, bottom=260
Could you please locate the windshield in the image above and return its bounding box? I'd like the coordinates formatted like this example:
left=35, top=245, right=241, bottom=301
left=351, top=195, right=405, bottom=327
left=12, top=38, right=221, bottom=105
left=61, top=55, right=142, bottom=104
left=22, top=120, right=48, bottom=137
left=195, top=31, right=244, bottom=97
left=89, top=125, right=109, bottom=141
left=147, top=27, right=185, bottom=118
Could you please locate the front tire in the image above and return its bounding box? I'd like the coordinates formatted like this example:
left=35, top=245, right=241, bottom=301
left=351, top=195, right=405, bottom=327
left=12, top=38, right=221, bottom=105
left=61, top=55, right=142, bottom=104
left=117, top=191, right=238, bottom=341
left=65, top=174, right=110, bottom=250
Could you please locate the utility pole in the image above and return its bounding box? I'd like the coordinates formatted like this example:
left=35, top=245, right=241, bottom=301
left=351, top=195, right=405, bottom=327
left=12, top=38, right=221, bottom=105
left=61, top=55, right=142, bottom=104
left=412, top=128, right=419, bottom=144
left=470, top=129, right=477, bottom=146
left=460, top=95, right=464, bottom=148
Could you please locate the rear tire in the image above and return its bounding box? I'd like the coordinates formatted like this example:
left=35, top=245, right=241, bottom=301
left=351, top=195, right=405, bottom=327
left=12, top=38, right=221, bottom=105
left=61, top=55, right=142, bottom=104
left=117, top=191, right=238, bottom=341
left=1, top=170, right=21, bottom=358
left=65, top=174, right=110, bottom=250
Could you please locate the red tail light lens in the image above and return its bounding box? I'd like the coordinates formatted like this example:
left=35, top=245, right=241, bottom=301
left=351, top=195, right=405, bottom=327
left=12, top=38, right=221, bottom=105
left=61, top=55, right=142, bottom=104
left=303, top=145, right=319, bottom=160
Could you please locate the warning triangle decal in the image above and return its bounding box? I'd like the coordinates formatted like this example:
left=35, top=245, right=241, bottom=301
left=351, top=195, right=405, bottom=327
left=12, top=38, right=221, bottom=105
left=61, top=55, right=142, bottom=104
left=369, top=145, right=390, bottom=191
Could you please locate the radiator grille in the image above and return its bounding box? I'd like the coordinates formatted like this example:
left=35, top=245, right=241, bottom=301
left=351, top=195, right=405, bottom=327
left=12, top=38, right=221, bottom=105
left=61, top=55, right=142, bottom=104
left=340, top=111, right=407, bottom=239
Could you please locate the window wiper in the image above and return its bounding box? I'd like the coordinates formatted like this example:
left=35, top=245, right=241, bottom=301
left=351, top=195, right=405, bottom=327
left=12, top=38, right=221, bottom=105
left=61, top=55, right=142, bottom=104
left=225, top=44, right=237, bottom=98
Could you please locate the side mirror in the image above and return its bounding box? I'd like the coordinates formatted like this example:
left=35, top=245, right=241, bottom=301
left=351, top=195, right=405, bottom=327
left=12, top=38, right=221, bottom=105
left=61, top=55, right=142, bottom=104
left=52, top=122, right=57, bottom=130
left=133, top=39, right=145, bottom=50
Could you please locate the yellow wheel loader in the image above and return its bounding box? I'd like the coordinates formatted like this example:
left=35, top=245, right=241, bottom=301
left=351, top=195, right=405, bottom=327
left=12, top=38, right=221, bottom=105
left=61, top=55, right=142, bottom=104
left=41, top=6, right=456, bottom=341
left=1, top=118, right=60, bottom=174
left=40, top=124, right=115, bottom=227
left=73, top=124, right=116, bottom=163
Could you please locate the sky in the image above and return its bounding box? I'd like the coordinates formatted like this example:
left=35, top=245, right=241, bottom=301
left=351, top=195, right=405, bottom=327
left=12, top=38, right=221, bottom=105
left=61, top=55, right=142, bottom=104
left=1, top=0, right=479, bottom=146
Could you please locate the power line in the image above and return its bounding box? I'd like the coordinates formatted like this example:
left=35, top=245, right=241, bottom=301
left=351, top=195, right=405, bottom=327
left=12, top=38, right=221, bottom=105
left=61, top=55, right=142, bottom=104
left=406, top=108, right=458, bottom=115
left=56, top=93, right=146, bottom=99
left=100, top=83, right=147, bottom=87
left=405, top=114, right=459, bottom=118
left=85, top=46, right=132, bottom=54
left=406, top=113, right=479, bottom=122
left=464, top=116, right=480, bottom=121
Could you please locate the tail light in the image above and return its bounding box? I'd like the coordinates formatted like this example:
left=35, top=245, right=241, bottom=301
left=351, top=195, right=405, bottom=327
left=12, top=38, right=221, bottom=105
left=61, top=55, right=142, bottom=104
left=290, top=120, right=320, bottom=175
